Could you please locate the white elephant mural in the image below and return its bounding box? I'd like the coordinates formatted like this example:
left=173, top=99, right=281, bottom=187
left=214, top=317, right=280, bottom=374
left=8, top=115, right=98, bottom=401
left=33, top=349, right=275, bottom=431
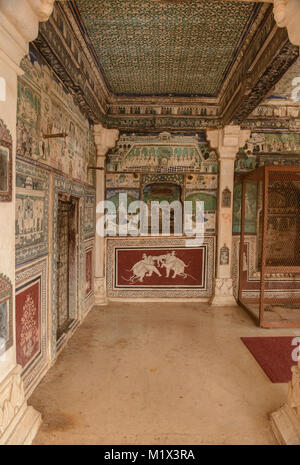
left=124, top=251, right=193, bottom=283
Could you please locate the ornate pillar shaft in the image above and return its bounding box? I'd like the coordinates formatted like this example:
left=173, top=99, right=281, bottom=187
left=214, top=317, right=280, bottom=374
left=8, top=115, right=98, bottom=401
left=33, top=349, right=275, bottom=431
left=207, top=126, right=250, bottom=306
left=0, top=0, right=55, bottom=445
left=93, top=124, right=119, bottom=305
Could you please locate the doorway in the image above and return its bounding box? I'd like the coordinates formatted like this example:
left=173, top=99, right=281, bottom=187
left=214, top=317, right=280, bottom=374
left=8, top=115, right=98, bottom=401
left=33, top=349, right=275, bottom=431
left=56, top=195, right=79, bottom=342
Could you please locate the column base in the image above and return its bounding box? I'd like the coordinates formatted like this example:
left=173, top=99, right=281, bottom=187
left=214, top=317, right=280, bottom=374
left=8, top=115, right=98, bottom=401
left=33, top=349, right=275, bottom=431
left=210, top=295, right=238, bottom=306
left=94, top=277, right=108, bottom=306
left=0, top=365, right=42, bottom=445
left=270, top=404, right=300, bottom=445
left=94, top=296, right=108, bottom=306
left=210, top=278, right=238, bottom=307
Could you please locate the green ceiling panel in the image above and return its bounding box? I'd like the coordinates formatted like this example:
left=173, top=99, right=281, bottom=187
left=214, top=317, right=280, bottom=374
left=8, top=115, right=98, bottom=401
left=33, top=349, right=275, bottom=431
left=74, top=0, right=256, bottom=96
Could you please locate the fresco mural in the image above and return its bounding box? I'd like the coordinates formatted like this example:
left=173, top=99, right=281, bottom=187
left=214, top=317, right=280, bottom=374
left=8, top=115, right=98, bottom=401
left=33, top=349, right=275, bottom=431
left=83, top=193, right=96, bottom=240
left=106, top=237, right=215, bottom=298
left=185, top=190, right=217, bottom=234
left=0, top=147, right=9, bottom=192
left=0, top=301, right=8, bottom=351
left=15, top=42, right=97, bottom=376
left=106, top=189, right=140, bottom=213
left=0, top=119, right=12, bottom=202
left=185, top=174, right=218, bottom=189
left=116, top=248, right=204, bottom=288
left=0, top=274, right=13, bottom=355
left=233, top=182, right=258, bottom=234
left=17, top=47, right=95, bottom=186
left=105, top=133, right=219, bottom=237
left=106, top=133, right=218, bottom=174
left=105, top=189, right=140, bottom=235
left=235, top=133, right=300, bottom=173
left=143, top=184, right=181, bottom=204
left=85, top=249, right=92, bottom=297
left=15, top=161, right=50, bottom=264
left=106, top=173, right=140, bottom=189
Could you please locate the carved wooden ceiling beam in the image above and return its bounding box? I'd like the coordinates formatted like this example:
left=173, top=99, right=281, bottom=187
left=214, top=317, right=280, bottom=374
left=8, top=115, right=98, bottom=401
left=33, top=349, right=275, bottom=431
left=220, top=6, right=299, bottom=125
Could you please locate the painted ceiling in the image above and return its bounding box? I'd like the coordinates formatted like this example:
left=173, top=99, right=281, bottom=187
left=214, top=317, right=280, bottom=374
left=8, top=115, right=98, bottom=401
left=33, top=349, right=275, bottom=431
left=73, top=0, right=258, bottom=97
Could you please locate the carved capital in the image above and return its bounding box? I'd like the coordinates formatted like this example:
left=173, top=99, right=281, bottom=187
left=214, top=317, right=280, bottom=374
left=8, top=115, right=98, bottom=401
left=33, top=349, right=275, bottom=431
left=28, top=0, right=56, bottom=22
left=273, top=0, right=300, bottom=46
left=93, top=124, right=119, bottom=158
left=207, top=126, right=250, bottom=160
left=0, top=0, right=55, bottom=67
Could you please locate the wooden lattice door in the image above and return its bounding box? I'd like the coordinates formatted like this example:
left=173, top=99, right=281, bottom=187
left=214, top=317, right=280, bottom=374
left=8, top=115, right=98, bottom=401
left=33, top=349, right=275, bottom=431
left=56, top=196, right=77, bottom=340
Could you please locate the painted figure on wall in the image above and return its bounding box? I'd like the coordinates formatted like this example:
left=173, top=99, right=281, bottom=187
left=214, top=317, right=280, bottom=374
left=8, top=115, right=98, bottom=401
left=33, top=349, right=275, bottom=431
left=85, top=250, right=92, bottom=296
left=116, top=247, right=204, bottom=288
left=233, top=182, right=257, bottom=234
left=17, top=47, right=95, bottom=185
left=185, top=190, right=217, bottom=233
left=105, top=133, right=217, bottom=174
left=0, top=146, right=8, bottom=192
left=0, top=300, right=8, bottom=353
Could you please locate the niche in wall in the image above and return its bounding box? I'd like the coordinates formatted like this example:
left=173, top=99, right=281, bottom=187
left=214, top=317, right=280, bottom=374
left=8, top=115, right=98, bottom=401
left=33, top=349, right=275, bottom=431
left=142, top=183, right=182, bottom=234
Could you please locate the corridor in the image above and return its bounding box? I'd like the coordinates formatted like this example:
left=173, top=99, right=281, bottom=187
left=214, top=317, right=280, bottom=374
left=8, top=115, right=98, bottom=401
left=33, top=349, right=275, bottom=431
left=28, top=303, right=296, bottom=445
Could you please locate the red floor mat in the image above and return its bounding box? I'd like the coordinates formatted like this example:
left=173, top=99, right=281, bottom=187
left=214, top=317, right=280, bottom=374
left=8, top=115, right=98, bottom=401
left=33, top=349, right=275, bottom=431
left=241, top=336, right=300, bottom=383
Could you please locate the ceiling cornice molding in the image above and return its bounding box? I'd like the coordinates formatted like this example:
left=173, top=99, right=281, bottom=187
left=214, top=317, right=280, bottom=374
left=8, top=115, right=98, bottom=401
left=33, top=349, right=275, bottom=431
left=105, top=115, right=222, bottom=133
left=243, top=116, right=300, bottom=132
left=108, top=95, right=219, bottom=105
left=60, top=0, right=111, bottom=103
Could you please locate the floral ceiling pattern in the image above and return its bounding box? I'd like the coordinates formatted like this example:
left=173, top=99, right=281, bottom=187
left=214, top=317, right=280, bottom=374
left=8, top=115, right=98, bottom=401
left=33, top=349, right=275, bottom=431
left=73, top=0, right=258, bottom=97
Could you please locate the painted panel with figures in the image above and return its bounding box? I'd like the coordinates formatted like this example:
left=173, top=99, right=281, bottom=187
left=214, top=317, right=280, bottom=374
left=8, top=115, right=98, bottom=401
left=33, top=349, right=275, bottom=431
left=15, top=160, right=49, bottom=264
left=106, top=237, right=215, bottom=298
left=17, top=46, right=96, bottom=186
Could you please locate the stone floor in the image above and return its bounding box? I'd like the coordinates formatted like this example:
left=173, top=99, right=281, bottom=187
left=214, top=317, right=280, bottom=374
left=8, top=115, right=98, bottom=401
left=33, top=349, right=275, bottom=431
left=29, top=302, right=299, bottom=445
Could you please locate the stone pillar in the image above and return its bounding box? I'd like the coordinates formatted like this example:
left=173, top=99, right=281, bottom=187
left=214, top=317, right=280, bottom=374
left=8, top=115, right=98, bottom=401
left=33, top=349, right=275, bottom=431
left=206, top=126, right=250, bottom=306
left=0, top=0, right=55, bottom=445
left=273, top=0, right=300, bottom=46
left=93, top=124, right=119, bottom=305
left=271, top=352, right=300, bottom=444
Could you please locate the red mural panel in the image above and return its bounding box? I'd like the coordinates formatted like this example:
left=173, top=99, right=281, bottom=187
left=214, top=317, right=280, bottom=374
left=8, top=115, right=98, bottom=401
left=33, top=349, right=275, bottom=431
left=116, top=247, right=205, bottom=288
left=85, top=249, right=92, bottom=296
left=16, top=280, right=40, bottom=369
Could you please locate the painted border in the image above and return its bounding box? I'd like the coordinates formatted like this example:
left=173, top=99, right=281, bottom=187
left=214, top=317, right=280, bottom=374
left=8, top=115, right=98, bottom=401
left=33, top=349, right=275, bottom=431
left=16, top=256, right=49, bottom=398
left=106, top=236, right=215, bottom=298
